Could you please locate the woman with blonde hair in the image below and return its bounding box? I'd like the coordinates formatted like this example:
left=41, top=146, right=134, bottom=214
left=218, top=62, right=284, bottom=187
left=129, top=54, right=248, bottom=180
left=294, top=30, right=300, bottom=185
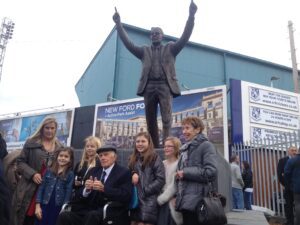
left=11, top=117, right=63, bottom=225
left=157, top=137, right=183, bottom=225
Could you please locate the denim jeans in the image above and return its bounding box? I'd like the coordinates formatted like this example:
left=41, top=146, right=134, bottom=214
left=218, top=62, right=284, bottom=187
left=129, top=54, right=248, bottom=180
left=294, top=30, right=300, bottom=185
left=232, top=187, right=244, bottom=209
left=243, top=191, right=252, bottom=210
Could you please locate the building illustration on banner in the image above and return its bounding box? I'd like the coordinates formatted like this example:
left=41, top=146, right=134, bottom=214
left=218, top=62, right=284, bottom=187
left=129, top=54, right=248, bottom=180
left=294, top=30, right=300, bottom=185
left=94, top=86, right=228, bottom=156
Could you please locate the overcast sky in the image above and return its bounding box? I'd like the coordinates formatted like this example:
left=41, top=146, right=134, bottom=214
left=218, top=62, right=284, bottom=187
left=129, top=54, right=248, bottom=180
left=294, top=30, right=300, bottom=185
left=0, top=0, right=299, bottom=116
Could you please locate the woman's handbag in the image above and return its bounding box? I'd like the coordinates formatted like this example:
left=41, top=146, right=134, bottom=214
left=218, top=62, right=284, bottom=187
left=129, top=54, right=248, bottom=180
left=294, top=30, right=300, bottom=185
left=197, top=190, right=227, bottom=225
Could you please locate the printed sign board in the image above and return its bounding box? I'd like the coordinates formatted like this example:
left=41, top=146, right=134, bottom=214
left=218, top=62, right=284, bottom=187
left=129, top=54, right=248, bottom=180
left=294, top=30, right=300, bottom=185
left=93, top=86, right=229, bottom=158
left=0, top=109, right=74, bottom=151
left=231, top=79, right=300, bottom=142
left=249, top=87, right=299, bottom=111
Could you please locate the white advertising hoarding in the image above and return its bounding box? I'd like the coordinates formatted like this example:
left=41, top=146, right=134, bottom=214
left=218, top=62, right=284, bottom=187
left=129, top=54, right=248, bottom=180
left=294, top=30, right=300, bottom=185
left=242, top=82, right=300, bottom=141
left=0, top=109, right=75, bottom=151
left=249, top=106, right=300, bottom=129
left=249, top=87, right=299, bottom=111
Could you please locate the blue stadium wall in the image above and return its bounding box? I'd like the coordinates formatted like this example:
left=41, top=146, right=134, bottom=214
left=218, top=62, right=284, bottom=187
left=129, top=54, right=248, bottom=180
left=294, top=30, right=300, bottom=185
left=75, top=23, right=298, bottom=117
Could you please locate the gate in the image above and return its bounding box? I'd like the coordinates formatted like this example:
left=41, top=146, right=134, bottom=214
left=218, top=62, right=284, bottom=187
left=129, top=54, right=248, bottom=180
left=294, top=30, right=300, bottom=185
left=232, top=132, right=300, bottom=216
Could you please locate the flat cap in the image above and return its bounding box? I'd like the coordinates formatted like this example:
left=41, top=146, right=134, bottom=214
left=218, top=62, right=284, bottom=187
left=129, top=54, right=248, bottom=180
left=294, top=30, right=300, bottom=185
left=96, top=145, right=117, bottom=154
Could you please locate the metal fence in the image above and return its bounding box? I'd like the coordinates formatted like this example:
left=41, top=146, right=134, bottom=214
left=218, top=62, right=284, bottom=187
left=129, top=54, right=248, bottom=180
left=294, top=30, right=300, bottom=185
left=232, top=132, right=300, bottom=216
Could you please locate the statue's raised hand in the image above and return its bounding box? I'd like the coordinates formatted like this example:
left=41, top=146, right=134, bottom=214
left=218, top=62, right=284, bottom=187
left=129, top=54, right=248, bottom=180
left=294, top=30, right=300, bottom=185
left=189, top=0, right=198, bottom=16
left=113, top=9, right=121, bottom=24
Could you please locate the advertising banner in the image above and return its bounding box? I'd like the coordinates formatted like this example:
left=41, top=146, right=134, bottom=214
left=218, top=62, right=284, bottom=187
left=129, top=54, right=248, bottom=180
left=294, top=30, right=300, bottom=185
left=250, top=126, right=297, bottom=141
left=249, top=106, right=300, bottom=129
left=0, top=109, right=74, bottom=151
left=249, top=86, right=299, bottom=111
left=231, top=79, right=300, bottom=143
left=94, top=86, right=228, bottom=157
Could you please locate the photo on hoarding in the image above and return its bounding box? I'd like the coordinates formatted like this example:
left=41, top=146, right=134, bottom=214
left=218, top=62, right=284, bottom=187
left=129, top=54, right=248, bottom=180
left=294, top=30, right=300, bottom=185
left=0, top=110, right=74, bottom=151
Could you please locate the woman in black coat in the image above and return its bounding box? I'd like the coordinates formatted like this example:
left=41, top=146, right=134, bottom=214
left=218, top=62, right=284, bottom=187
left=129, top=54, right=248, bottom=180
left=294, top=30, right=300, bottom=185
left=242, top=161, right=253, bottom=210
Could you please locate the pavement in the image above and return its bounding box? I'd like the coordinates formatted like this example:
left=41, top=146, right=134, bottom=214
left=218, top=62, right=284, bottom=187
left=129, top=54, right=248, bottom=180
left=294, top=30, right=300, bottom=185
left=226, top=210, right=270, bottom=225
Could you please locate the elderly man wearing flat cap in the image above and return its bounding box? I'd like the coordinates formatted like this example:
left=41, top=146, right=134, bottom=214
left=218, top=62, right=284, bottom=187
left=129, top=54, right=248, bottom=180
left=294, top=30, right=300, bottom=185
left=57, top=145, right=132, bottom=225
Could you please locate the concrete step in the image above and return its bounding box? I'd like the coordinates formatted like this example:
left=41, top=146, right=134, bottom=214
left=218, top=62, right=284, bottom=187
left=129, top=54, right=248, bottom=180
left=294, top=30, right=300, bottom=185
left=226, top=210, right=269, bottom=225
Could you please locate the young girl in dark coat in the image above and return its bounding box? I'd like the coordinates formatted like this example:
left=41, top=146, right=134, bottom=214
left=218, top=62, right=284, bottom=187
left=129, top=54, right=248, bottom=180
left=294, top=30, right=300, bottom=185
left=129, top=132, right=165, bottom=225
left=35, top=147, right=74, bottom=225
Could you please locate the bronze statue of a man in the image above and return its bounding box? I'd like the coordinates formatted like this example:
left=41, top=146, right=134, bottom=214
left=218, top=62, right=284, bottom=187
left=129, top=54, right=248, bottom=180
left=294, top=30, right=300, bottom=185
left=113, top=1, right=197, bottom=147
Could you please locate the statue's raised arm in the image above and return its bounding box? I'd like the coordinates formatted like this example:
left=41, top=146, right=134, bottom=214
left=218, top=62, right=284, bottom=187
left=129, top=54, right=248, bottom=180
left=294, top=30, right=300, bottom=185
left=171, top=0, right=198, bottom=56
left=112, top=7, right=143, bottom=59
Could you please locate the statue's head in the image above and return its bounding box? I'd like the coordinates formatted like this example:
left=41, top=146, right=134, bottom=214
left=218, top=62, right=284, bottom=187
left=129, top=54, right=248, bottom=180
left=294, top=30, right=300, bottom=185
left=150, top=27, right=163, bottom=45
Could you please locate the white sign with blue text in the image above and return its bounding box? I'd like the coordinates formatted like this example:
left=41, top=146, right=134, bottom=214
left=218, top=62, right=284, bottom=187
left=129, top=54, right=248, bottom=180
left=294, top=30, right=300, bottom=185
left=249, top=86, right=299, bottom=111
left=231, top=79, right=300, bottom=142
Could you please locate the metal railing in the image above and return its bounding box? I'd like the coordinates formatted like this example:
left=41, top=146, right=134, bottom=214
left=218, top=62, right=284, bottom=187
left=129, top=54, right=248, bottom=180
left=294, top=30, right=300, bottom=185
left=232, top=132, right=300, bottom=216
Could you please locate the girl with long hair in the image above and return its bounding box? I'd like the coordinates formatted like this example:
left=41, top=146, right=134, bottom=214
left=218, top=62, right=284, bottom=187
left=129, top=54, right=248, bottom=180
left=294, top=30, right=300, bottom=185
left=129, top=132, right=165, bottom=225
left=73, top=136, right=101, bottom=191
left=35, top=147, right=74, bottom=225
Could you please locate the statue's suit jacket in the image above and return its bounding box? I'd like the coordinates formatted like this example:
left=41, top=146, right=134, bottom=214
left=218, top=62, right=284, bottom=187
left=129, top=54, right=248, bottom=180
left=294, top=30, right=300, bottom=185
left=115, top=15, right=195, bottom=98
